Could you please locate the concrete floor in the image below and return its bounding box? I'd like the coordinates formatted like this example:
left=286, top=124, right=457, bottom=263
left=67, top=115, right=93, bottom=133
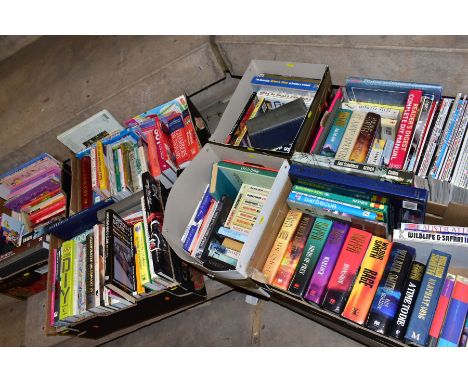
left=0, top=35, right=466, bottom=346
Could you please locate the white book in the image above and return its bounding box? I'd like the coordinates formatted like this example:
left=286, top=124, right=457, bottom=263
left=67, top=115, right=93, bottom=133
left=366, top=139, right=386, bottom=166
left=342, top=101, right=401, bottom=120
left=90, top=146, right=98, bottom=194
left=335, top=111, right=367, bottom=161
left=57, top=110, right=123, bottom=154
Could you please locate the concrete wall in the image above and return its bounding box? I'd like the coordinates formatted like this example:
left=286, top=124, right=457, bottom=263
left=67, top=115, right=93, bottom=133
left=0, top=35, right=466, bottom=172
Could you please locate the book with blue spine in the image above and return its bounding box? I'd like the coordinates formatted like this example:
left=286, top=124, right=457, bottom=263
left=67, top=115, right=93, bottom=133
left=365, top=243, right=415, bottom=334
left=217, top=226, right=248, bottom=243
left=251, top=75, right=319, bottom=93
left=404, top=250, right=451, bottom=346
left=320, top=109, right=352, bottom=157
left=438, top=275, right=468, bottom=347
left=345, top=76, right=442, bottom=106
left=287, top=191, right=378, bottom=221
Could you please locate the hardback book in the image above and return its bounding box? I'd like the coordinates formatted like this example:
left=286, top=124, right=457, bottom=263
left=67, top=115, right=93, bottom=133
left=322, top=227, right=372, bottom=314
left=427, top=273, right=456, bottom=346
left=304, top=222, right=349, bottom=304
left=404, top=250, right=451, bottom=346
left=104, top=210, right=136, bottom=303
left=334, top=111, right=367, bottom=161
left=247, top=98, right=308, bottom=150
left=388, top=90, right=423, bottom=170
left=341, top=237, right=392, bottom=324
left=365, top=243, right=415, bottom=334
left=288, top=217, right=334, bottom=297
left=348, top=112, right=381, bottom=163
left=438, top=275, right=468, bottom=347
left=389, top=261, right=425, bottom=340
left=262, top=210, right=302, bottom=285
left=80, top=156, right=93, bottom=210
left=320, top=109, right=352, bottom=157
left=272, top=214, right=314, bottom=290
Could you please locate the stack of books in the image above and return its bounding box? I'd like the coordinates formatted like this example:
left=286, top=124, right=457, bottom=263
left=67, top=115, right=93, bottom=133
left=181, top=160, right=278, bottom=271
left=225, top=73, right=320, bottom=154
left=51, top=171, right=177, bottom=328
left=261, top=210, right=468, bottom=347
left=125, top=95, right=206, bottom=186
left=0, top=153, right=67, bottom=244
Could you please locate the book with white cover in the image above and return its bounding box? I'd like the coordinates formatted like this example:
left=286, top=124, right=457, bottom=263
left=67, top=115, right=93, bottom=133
left=57, top=110, right=124, bottom=154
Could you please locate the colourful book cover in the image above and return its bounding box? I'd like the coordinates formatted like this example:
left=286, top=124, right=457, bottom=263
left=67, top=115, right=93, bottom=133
left=134, top=222, right=151, bottom=289
left=288, top=217, right=333, bottom=297
left=320, top=109, right=352, bottom=157
left=388, top=90, right=423, bottom=169
left=365, top=243, right=415, bottom=334
left=341, top=236, right=392, bottom=325
left=459, top=316, right=468, bottom=347
left=272, top=215, right=315, bottom=290
left=262, top=210, right=302, bottom=285
left=304, top=222, right=349, bottom=304
left=96, top=140, right=111, bottom=198
left=389, top=261, right=426, bottom=340
left=348, top=112, right=381, bottom=163
left=335, top=111, right=367, bottom=161
left=427, top=273, right=456, bottom=346
left=322, top=227, right=372, bottom=314
left=404, top=250, right=451, bottom=346
left=4, top=177, right=61, bottom=212
left=59, top=240, right=75, bottom=321
left=438, top=275, right=468, bottom=347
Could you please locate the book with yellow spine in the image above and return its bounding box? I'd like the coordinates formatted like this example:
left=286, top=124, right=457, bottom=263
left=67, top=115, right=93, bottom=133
left=222, top=237, right=243, bottom=252
left=96, top=140, right=111, bottom=198
left=59, top=240, right=76, bottom=321
left=262, top=209, right=302, bottom=284
left=341, top=236, right=392, bottom=324
left=134, top=222, right=152, bottom=289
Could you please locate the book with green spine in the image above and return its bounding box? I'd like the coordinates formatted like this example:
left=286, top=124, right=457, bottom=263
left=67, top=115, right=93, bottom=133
left=113, top=148, right=122, bottom=192
left=288, top=217, right=333, bottom=297
left=59, top=240, right=76, bottom=321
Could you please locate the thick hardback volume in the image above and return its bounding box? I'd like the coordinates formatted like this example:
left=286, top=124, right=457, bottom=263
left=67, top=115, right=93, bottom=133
left=80, top=156, right=93, bottom=209
left=59, top=240, right=75, bottom=321
left=389, top=261, right=425, bottom=340
left=427, top=273, right=456, bottom=346
left=262, top=210, right=302, bottom=285
left=341, top=237, right=392, bottom=324
left=272, top=215, right=315, bottom=290
left=348, top=112, right=381, bottom=163
left=304, top=222, right=349, bottom=304
left=404, top=250, right=451, bottom=346
left=438, top=275, right=468, bottom=347
left=365, top=243, right=415, bottom=334
left=288, top=217, right=333, bottom=296
left=388, top=90, right=423, bottom=170
left=320, top=109, right=352, bottom=157
left=322, top=227, right=372, bottom=314
left=104, top=209, right=136, bottom=303
left=335, top=111, right=367, bottom=161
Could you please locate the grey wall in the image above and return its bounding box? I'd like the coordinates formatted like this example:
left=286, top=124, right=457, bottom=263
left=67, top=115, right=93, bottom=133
left=0, top=35, right=466, bottom=172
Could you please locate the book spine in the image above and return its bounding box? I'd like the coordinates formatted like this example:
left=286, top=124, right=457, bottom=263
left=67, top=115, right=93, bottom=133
left=389, top=261, right=426, bottom=340
left=366, top=139, right=386, bottom=167
left=427, top=273, right=456, bottom=346
left=304, top=222, right=349, bottom=304
left=411, top=99, right=437, bottom=172
left=365, top=243, right=415, bottom=334
left=399, top=223, right=468, bottom=235
left=348, top=112, right=380, bottom=163
left=404, top=250, right=451, bottom=346
left=272, top=215, right=315, bottom=290
left=85, top=233, right=95, bottom=309
left=320, top=110, right=352, bottom=157
left=437, top=275, right=468, bottom=347
left=29, top=198, right=66, bottom=223
left=394, top=229, right=468, bottom=245
left=80, top=156, right=93, bottom=209
left=341, top=237, right=392, bottom=325
left=145, top=130, right=162, bottom=179
left=59, top=240, right=75, bottom=321
left=134, top=222, right=151, bottom=288
left=342, top=101, right=401, bottom=120
left=334, top=111, right=367, bottom=161
left=459, top=316, right=468, bottom=347
left=195, top=185, right=214, bottom=222
left=262, top=210, right=303, bottom=285
left=225, top=92, right=257, bottom=144
left=288, top=217, right=333, bottom=297
left=217, top=226, right=248, bottom=243
left=53, top=248, right=62, bottom=324
left=96, top=141, right=110, bottom=198
left=388, top=90, right=423, bottom=169
left=49, top=248, right=57, bottom=326
left=322, top=228, right=372, bottom=314
left=183, top=113, right=201, bottom=160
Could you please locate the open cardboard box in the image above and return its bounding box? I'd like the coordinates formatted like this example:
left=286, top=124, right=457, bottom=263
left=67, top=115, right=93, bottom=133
left=210, top=59, right=332, bottom=156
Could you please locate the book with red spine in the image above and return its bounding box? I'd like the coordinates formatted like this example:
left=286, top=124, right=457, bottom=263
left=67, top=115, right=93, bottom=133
left=28, top=197, right=66, bottom=223
left=427, top=273, right=456, bottom=346
left=272, top=215, right=315, bottom=290
left=183, top=112, right=201, bottom=160
left=154, top=118, right=178, bottom=180
left=30, top=206, right=66, bottom=226
left=145, top=129, right=162, bottom=179
left=322, top=227, right=373, bottom=314
left=80, top=156, right=93, bottom=209
left=388, top=90, right=423, bottom=169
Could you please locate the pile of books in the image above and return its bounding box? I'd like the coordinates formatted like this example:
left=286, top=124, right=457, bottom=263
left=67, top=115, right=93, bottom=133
left=225, top=73, right=319, bottom=154
left=52, top=172, right=177, bottom=327
left=261, top=210, right=468, bottom=347
left=125, top=95, right=205, bottom=187
left=0, top=153, right=67, bottom=244
left=181, top=160, right=278, bottom=271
